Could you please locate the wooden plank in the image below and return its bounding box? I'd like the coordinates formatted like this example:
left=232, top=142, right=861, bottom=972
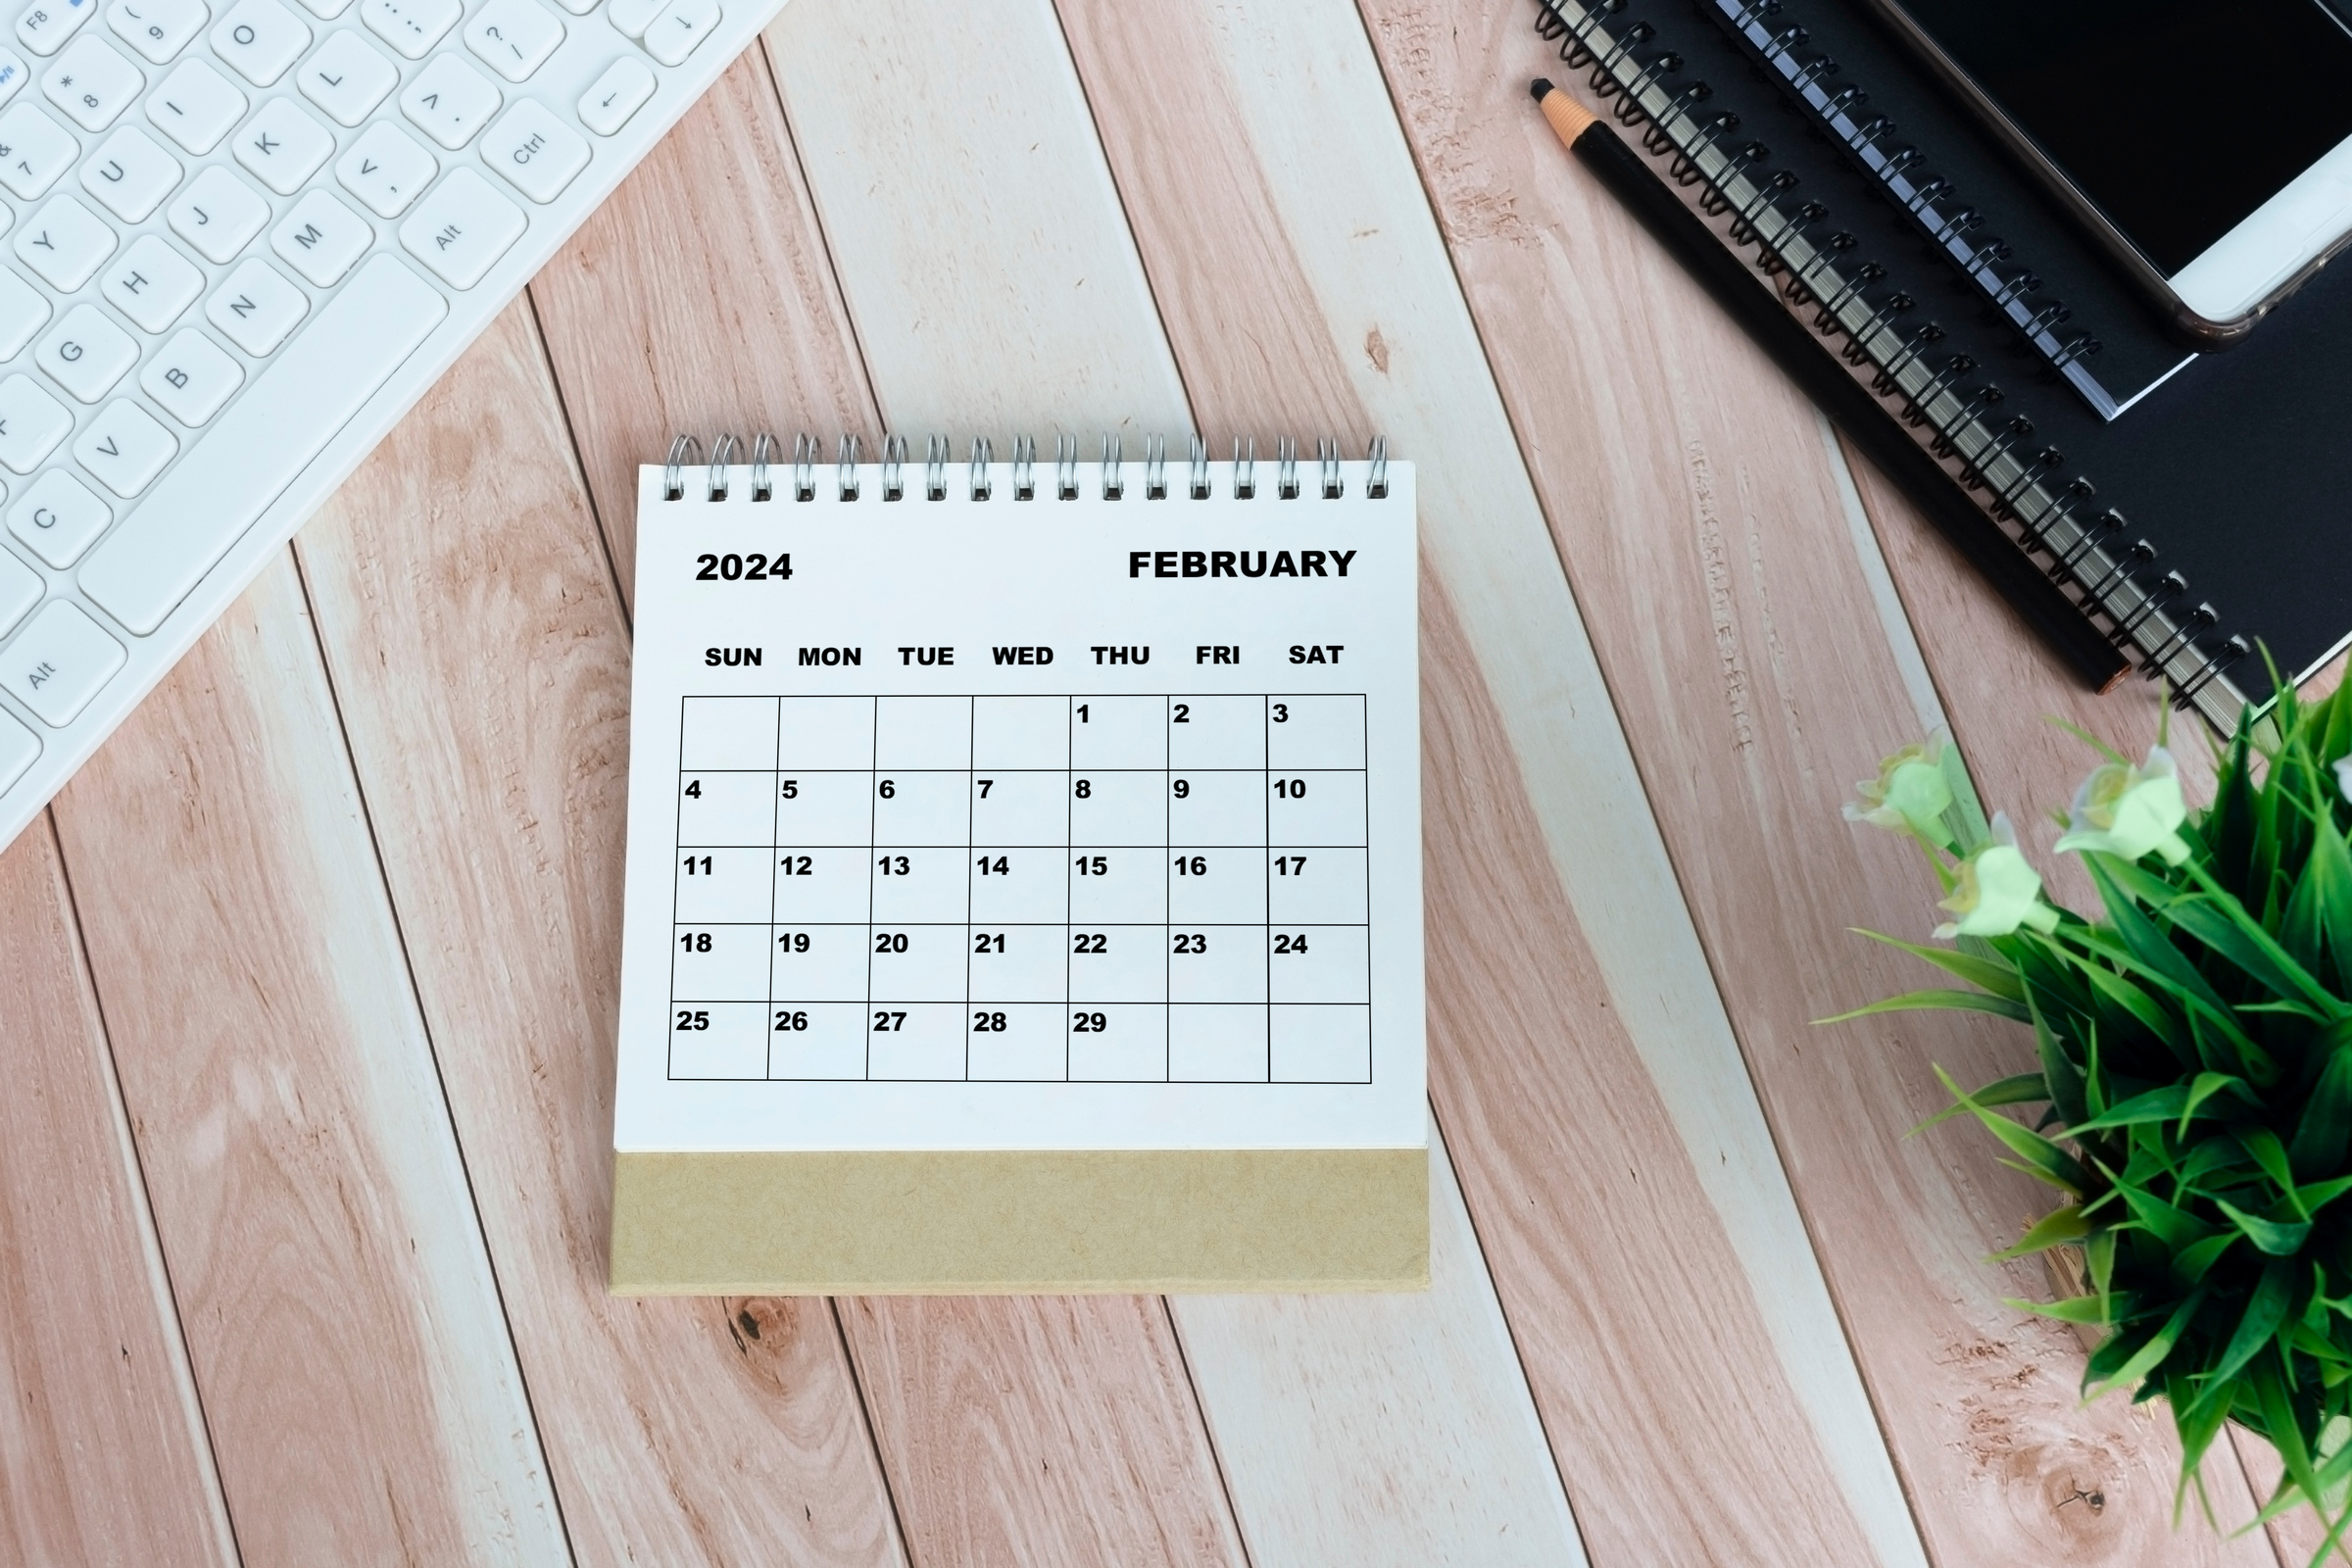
left=292, top=299, right=907, bottom=1566
left=1054, top=0, right=1916, bottom=1561
left=0, top=818, right=235, bottom=1565
left=50, top=554, right=568, bottom=1564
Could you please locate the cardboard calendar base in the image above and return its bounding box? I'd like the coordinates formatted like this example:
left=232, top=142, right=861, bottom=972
left=608, top=1147, right=1428, bottom=1294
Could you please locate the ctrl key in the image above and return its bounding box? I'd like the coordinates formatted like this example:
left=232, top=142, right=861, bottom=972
left=1, top=598, right=123, bottom=725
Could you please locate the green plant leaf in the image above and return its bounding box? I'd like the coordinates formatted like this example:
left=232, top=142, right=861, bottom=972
left=2067, top=1084, right=2213, bottom=1135
left=2009, top=1292, right=2111, bottom=1324
left=2087, top=1288, right=2205, bottom=1398
left=2292, top=1045, right=2352, bottom=1181
left=1936, top=1064, right=2087, bottom=1196
left=1990, top=1203, right=2092, bottom=1261
left=2171, top=1232, right=2238, bottom=1288
left=1909, top=1072, right=2046, bottom=1135
left=2206, top=1262, right=2295, bottom=1395
left=1852, top=928, right=2027, bottom=1002
left=2215, top=1197, right=2314, bottom=1256
left=1818, top=989, right=2032, bottom=1025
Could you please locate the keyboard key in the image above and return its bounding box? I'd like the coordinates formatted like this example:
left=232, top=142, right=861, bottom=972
left=1, top=597, right=122, bottom=723
left=296, top=26, right=390, bottom=123
left=232, top=93, right=328, bottom=191
left=208, top=0, right=305, bottom=84
left=81, top=251, right=445, bottom=634
left=606, top=0, right=658, bottom=38
left=640, top=0, right=713, bottom=65
left=16, top=0, right=95, bottom=56
left=0, top=266, right=40, bottom=356
left=462, top=0, right=556, bottom=82
left=14, top=192, right=114, bottom=287
left=289, top=0, right=348, bottom=20
left=74, top=396, right=173, bottom=494
left=358, top=0, right=451, bottom=57
left=398, top=165, right=518, bottom=287
left=270, top=185, right=367, bottom=283
left=480, top=97, right=583, bottom=203
left=101, top=231, right=201, bottom=328
left=35, top=300, right=135, bottom=399
left=205, top=253, right=303, bottom=353
left=167, top=162, right=264, bottom=259
left=0, top=549, right=36, bottom=636
left=398, top=49, right=493, bottom=148
left=0, top=102, right=78, bottom=196
left=143, top=54, right=239, bottom=150
left=40, top=32, right=137, bottom=128
left=78, top=122, right=178, bottom=218
left=333, top=115, right=426, bottom=215
left=138, top=323, right=238, bottom=421
left=0, top=371, right=70, bottom=469
left=0, top=704, right=37, bottom=789
left=107, top=0, right=206, bottom=63
left=0, top=47, right=28, bottom=105
left=576, top=56, right=650, bottom=135
left=7, top=465, right=106, bottom=561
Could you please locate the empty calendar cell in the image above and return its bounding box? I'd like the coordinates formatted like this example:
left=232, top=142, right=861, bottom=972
left=1069, top=769, right=1162, bottom=844
left=767, top=924, right=870, bottom=1003
left=1168, top=769, right=1264, bottom=845
left=770, top=847, right=872, bottom=923
left=772, top=770, right=873, bottom=846
left=867, top=922, right=968, bottom=1002
left=1170, top=1004, right=1269, bottom=1082
left=967, top=1003, right=1065, bottom=1080
left=1268, top=925, right=1368, bottom=1004
left=679, top=695, right=777, bottom=769
left=1167, top=846, right=1266, bottom=924
left=1068, top=924, right=1166, bottom=1003
left=871, top=769, right=968, bottom=845
left=1069, top=695, right=1165, bottom=767
left=867, top=1003, right=965, bottom=1079
left=1267, top=846, right=1368, bottom=924
left=675, top=770, right=773, bottom=846
left=670, top=923, right=768, bottom=1001
left=1167, top=694, right=1264, bottom=768
left=1068, top=1004, right=1165, bottom=1082
left=1268, top=770, right=1367, bottom=847
left=1266, top=694, right=1365, bottom=768
left=873, top=695, right=970, bottom=769
left=967, top=924, right=1066, bottom=1002
left=971, top=694, right=1069, bottom=768
left=968, top=847, right=1066, bottom=923
left=969, top=769, right=1066, bottom=845
left=1068, top=847, right=1165, bottom=924
left=868, top=847, right=968, bottom=922
left=766, top=1003, right=867, bottom=1079
left=669, top=1002, right=766, bottom=1079
left=1270, top=1004, right=1371, bottom=1083
left=674, top=846, right=771, bottom=924
left=1169, top=925, right=1267, bottom=1004
left=774, top=696, right=875, bottom=768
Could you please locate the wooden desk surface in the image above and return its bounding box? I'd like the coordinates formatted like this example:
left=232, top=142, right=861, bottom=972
left=0, top=1, right=2320, bottom=1562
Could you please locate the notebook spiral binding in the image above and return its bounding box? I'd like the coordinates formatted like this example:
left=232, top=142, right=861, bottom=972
left=664, top=432, right=1394, bottom=506
left=1532, top=0, right=2251, bottom=725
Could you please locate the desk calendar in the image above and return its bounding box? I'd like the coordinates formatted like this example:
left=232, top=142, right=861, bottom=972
left=611, top=437, right=1426, bottom=1294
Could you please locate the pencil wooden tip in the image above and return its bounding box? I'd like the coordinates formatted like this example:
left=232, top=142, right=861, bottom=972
left=1535, top=82, right=1600, bottom=147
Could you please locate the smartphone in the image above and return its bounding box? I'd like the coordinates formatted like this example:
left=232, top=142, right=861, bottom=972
left=1857, top=0, right=2352, bottom=344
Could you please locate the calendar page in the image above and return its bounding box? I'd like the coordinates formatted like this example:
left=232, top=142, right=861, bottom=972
left=614, top=452, right=1421, bottom=1155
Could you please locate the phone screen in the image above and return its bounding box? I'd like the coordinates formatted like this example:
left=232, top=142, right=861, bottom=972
left=1890, top=0, right=2352, bottom=276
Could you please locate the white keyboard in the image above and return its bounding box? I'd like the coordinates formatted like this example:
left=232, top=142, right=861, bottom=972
left=0, top=0, right=784, bottom=847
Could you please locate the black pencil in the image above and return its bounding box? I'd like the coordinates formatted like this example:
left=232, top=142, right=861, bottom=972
left=1530, top=78, right=2128, bottom=691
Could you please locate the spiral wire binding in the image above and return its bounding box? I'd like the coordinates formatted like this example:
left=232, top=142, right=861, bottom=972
left=1099, top=434, right=1121, bottom=501
left=1012, top=435, right=1037, bottom=501
left=882, top=434, right=906, bottom=502
left=1276, top=436, right=1300, bottom=501
left=925, top=434, right=949, bottom=501
left=706, top=434, right=736, bottom=499
left=969, top=436, right=993, bottom=502
left=836, top=435, right=860, bottom=501
left=1055, top=434, right=1080, bottom=501
left=793, top=434, right=816, bottom=502
left=1529, top=0, right=2250, bottom=724
left=1146, top=434, right=1168, bottom=500
left=750, top=433, right=775, bottom=501
left=1189, top=434, right=1210, bottom=500
left=662, top=434, right=700, bottom=501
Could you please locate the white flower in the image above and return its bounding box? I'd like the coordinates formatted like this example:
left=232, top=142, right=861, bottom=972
left=2334, top=754, right=2352, bottom=806
left=2053, top=745, right=2190, bottom=866
left=1936, top=813, right=2060, bottom=939
left=1844, top=731, right=1955, bottom=849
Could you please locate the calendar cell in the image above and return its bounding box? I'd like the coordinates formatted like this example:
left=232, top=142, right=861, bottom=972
left=768, top=924, right=871, bottom=1002
left=1271, top=1004, right=1371, bottom=1082
left=872, top=770, right=970, bottom=845
left=676, top=770, right=775, bottom=847
left=1069, top=769, right=1163, bottom=845
left=1170, top=1004, right=1268, bottom=1081
left=1168, top=925, right=1267, bottom=1004
left=867, top=923, right=970, bottom=1002
left=867, top=1003, right=966, bottom=1078
left=969, top=770, right=1067, bottom=845
left=1069, top=696, right=1166, bottom=767
left=675, top=847, right=773, bottom=924
left=967, top=1003, right=1066, bottom=1080
left=1268, top=770, right=1367, bottom=847
left=773, top=696, right=874, bottom=768
left=773, top=770, right=875, bottom=846
left=967, top=924, right=1066, bottom=1002
left=868, top=847, right=969, bottom=923
left=1168, top=847, right=1266, bottom=923
left=766, top=1003, right=867, bottom=1079
left=1068, top=847, right=1166, bottom=924
left=771, top=847, right=873, bottom=923
left=1168, top=769, right=1264, bottom=846
left=681, top=696, right=779, bottom=770
left=670, top=923, right=770, bottom=1001
left=1267, top=846, right=1368, bottom=924
left=669, top=1002, right=767, bottom=1079
left=1269, top=925, right=1369, bottom=1003
left=1167, top=694, right=1264, bottom=768
left=1069, top=1004, right=1166, bottom=1081
left=972, top=695, right=1070, bottom=769
left=1069, top=925, right=1166, bottom=1003
left=968, top=847, right=1067, bottom=923
left=1266, top=694, right=1365, bottom=768
left=874, top=696, right=972, bottom=769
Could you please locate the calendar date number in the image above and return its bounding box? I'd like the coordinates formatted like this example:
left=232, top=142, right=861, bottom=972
left=693, top=552, right=791, bottom=582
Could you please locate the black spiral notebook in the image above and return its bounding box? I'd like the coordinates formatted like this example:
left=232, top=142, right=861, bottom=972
left=1533, top=0, right=2352, bottom=727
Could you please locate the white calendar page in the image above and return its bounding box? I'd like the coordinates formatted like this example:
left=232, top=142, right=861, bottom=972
left=614, top=456, right=1422, bottom=1153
